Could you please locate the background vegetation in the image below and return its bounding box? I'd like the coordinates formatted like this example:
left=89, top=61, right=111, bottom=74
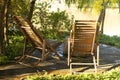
left=32, top=2, right=70, bottom=40
left=100, top=34, right=120, bottom=47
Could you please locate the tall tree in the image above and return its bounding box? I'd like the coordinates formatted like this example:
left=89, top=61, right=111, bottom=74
left=0, top=0, right=8, bottom=54
left=0, top=0, right=31, bottom=54
left=65, top=0, right=119, bottom=34
left=4, top=0, right=11, bottom=47
left=118, top=0, right=120, bottom=12
left=95, top=0, right=107, bottom=34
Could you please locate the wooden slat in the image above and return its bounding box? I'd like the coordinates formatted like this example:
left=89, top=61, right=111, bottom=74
left=75, top=20, right=96, bottom=22
left=71, top=63, right=95, bottom=65
left=26, top=55, right=41, bottom=60
left=71, top=19, right=97, bottom=55
left=75, top=24, right=96, bottom=27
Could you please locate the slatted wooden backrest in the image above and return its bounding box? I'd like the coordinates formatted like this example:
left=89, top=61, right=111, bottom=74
left=14, top=16, right=43, bottom=47
left=14, top=16, right=59, bottom=54
left=72, top=20, right=97, bottom=55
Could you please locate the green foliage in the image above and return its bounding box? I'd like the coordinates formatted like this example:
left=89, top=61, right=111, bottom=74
left=93, top=0, right=104, bottom=13
left=65, top=0, right=94, bottom=12
left=33, top=2, right=51, bottom=30
left=65, top=0, right=119, bottom=13
left=33, top=1, right=70, bottom=40
left=109, top=0, right=117, bottom=8
left=0, top=30, right=24, bottom=64
left=0, top=55, right=9, bottom=64
left=3, top=35, right=24, bottom=61
left=100, top=34, right=120, bottom=47
left=11, top=0, right=30, bottom=17
left=65, top=0, right=76, bottom=7
left=49, top=9, right=70, bottom=31
left=42, top=30, right=69, bottom=41
left=45, top=9, right=70, bottom=40
left=27, top=68, right=120, bottom=80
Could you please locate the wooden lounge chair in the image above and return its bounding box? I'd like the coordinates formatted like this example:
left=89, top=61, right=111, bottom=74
left=14, top=16, right=61, bottom=66
left=68, top=20, right=100, bottom=74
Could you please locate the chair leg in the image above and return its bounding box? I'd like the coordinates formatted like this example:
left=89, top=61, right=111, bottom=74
left=17, top=37, right=27, bottom=62
left=68, top=38, right=70, bottom=66
left=93, top=55, right=97, bottom=73
left=97, top=45, right=99, bottom=66
left=68, top=38, right=73, bottom=74
left=70, top=64, right=72, bottom=74
left=42, top=40, right=46, bottom=61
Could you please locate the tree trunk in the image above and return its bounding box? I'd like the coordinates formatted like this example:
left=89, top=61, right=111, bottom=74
left=27, top=0, right=36, bottom=22
left=0, top=1, right=5, bottom=54
left=97, top=0, right=106, bottom=34
left=0, top=0, right=8, bottom=54
left=101, top=8, right=106, bottom=34
left=0, top=12, right=3, bottom=54
left=4, top=0, right=11, bottom=47
left=97, top=8, right=106, bottom=34
left=118, top=0, right=120, bottom=13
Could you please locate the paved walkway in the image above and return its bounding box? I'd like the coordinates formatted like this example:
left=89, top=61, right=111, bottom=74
left=0, top=44, right=120, bottom=80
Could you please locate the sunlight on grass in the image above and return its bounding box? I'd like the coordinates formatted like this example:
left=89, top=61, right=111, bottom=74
left=27, top=68, right=120, bottom=80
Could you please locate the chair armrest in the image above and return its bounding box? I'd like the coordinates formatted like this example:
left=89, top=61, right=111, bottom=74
left=70, top=30, right=73, bottom=39
left=96, top=30, right=101, bottom=45
left=68, top=38, right=71, bottom=66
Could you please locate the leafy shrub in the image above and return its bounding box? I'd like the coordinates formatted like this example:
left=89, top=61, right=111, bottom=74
left=42, top=30, right=69, bottom=41
left=0, top=55, right=9, bottom=64
left=3, top=35, right=24, bottom=61
left=100, top=34, right=120, bottom=47
left=33, top=1, right=70, bottom=41
left=27, top=68, right=120, bottom=80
